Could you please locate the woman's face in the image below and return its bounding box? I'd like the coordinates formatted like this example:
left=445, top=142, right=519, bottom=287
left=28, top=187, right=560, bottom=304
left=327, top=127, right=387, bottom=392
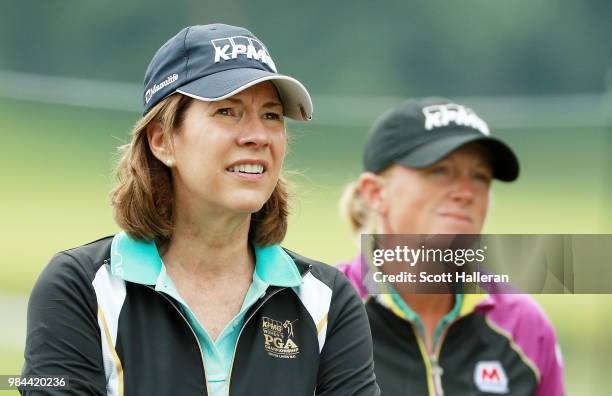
left=170, top=81, right=286, bottom=215
left=365, top=143, right=493, bottom=234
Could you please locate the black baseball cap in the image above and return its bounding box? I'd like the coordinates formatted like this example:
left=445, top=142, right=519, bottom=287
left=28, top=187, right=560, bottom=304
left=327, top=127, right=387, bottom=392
left=142, top=24, right=313, bottom=120
left=363, top=97, right=519, bottom=181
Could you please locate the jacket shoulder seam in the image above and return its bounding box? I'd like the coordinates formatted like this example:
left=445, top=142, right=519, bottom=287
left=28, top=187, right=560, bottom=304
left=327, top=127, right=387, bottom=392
left=483, top=315, right=542, bottom=383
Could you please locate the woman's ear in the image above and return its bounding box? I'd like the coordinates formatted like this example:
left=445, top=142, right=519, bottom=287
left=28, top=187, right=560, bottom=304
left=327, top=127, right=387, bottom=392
left=358, top=172, right=388, bottom=216
left=146, top=122, right=174, bottom=167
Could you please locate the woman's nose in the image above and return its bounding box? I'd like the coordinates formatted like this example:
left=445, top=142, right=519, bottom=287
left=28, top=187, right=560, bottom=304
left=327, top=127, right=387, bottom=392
left=449, top=175, right=476, bottom=204
left=236, top=117, right=271, bottom=148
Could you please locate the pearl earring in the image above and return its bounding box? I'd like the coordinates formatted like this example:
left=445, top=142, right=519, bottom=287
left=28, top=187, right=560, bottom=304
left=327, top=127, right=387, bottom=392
left=166, top=159, right=174, bottom=167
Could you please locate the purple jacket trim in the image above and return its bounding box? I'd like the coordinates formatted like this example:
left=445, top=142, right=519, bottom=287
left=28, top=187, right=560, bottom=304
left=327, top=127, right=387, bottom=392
left=484, top=293, right=565, bottom=396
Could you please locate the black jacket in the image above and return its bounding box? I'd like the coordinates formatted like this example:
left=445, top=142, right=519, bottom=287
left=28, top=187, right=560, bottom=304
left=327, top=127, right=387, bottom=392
left=22, top=236, right=380, bottom=395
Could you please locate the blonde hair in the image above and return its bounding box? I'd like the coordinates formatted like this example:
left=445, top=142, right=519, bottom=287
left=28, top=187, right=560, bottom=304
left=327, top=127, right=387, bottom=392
left=340, top=180, right=375, bottom=234
left=110, top=93, right=289, bottom=246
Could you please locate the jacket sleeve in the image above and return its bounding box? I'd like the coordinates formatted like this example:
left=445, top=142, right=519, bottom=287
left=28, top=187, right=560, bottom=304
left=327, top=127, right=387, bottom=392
left=336, top=257, right=368, bottom=299
left=316, top=270, right=380, bottom=396
left=535, top=325, right=565, bottom=396
left=21, top=252, right=107, bottom=395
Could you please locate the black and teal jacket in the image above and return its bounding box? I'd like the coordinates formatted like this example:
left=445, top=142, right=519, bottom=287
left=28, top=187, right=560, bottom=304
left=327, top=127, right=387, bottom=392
left=22, top=236, right=380, bottom=395
left=339, top=255, right=565, bottom=396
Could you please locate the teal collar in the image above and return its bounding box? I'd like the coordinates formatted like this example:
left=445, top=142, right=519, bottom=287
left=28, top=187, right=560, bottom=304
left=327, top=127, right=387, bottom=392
left=389, top=291, right=463, bottom=347
left=110, top=231, right=303, bottom=288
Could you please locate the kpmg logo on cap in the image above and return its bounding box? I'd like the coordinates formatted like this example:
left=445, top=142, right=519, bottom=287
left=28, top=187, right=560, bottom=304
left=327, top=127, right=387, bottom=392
left=423, top=103, right=490, bottom=135
left=145, top=73, right=179, bottom=104
left=211, top=36, right=277, bottom=72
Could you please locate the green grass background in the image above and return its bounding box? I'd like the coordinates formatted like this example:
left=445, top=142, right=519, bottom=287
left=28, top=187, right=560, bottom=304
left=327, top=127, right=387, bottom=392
left=1, top=97, right=611, bottom=394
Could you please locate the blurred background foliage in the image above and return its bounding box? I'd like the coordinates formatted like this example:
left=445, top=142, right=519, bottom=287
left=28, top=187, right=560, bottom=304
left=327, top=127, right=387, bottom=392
left=1, top=0, right=612, bottom=395
left=2, top=0, right=612, bottom=96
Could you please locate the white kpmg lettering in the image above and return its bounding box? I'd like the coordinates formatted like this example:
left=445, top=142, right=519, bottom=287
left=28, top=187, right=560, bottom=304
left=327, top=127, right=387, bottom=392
left=211, top=36, right=277, bottom=72
left=422, top=103, right=490, bottom=135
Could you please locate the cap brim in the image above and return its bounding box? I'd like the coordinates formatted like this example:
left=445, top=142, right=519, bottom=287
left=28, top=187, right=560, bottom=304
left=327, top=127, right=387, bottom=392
left=175, top=68, right=312, bottom=121
left=396, top=134, right=520, bottom=181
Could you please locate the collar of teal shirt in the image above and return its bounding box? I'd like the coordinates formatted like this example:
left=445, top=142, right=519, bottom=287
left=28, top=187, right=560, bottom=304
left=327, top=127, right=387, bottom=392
left=109, top=231, right=303, bottom=288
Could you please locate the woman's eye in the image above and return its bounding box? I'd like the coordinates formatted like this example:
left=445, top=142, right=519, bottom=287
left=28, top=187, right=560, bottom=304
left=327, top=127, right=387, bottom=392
left=216, top=108, right=234, bottom=116
left=263, top=112, right=282, bottom=120
left=430, top=166, right=449, bottom=175
left=474, top=172, right=492, bottom=184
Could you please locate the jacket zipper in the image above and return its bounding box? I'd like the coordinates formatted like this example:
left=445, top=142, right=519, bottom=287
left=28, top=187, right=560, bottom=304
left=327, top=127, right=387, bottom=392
left=408, top=322, right=440, bottom=396
left=429, top=329, right=445, bottom=396
left=430, top=354, right=444, bottom=396
left=226, top=264, right=312, bottom=396
left=428, top=315, right=463, bottom=396
left=409, top=320, right=452, bottom=396
left=154, top=289, right=211, bottom=396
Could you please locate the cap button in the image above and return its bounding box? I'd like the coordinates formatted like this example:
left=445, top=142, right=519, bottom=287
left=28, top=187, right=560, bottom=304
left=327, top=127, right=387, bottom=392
left=299, top=104, right=309, bottom=120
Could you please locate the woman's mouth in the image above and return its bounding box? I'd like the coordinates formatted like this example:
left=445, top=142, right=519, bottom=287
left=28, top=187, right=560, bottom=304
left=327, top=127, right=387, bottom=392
left=438, top=212, right=473, bottom=223
left=226, top=163, right=265, bottom=174
left=225, top=160, right=267, bottom=181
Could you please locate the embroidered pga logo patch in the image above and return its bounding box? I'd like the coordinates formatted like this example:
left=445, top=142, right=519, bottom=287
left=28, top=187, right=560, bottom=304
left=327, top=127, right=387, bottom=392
left=474, top=361, right=509, bottom=394
left=261, top=317, right=300, bottom=359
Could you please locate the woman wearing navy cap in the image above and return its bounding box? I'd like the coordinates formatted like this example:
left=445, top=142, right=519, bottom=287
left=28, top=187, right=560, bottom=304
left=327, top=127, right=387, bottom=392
left=22, top=24, right=379, bottom=396
left=338, top=98, right=565, bottom=396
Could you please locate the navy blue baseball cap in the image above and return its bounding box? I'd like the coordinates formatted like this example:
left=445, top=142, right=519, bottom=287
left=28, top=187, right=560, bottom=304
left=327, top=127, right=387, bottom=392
left=364, top=98, right=519, bottom=181
left=142, top=24, right=313, bottom=120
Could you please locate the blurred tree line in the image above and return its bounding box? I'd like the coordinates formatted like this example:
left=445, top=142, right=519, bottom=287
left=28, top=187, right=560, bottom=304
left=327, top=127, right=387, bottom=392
left=1, top=0, right=611, bottom=97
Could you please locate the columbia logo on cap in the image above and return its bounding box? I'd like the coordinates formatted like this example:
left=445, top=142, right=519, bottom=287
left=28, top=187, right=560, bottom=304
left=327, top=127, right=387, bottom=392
left=145, top=73, right=179, bottom=104
left=211, top=36, right=277, bottom=72
left=423, top=103, right=490, bottom=135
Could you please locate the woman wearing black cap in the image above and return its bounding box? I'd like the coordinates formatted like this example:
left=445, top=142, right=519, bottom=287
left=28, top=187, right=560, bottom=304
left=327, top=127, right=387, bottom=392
left=22, top=24, right=379, bottom=396
left=338, top=98, right=564, bottom=395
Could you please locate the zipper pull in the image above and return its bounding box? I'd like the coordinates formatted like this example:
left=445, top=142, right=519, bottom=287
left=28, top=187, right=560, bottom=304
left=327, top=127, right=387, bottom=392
left=430, top=355, right=444, bottom=396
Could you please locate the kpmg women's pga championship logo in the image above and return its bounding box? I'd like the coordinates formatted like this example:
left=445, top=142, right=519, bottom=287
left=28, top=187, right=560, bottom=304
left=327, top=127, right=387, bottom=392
left=261, top=317, right=300, bottom=359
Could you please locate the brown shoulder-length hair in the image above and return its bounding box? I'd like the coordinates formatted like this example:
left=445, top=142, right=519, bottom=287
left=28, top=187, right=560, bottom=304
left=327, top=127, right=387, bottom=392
left=110, top=93, right=289, bottom=247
